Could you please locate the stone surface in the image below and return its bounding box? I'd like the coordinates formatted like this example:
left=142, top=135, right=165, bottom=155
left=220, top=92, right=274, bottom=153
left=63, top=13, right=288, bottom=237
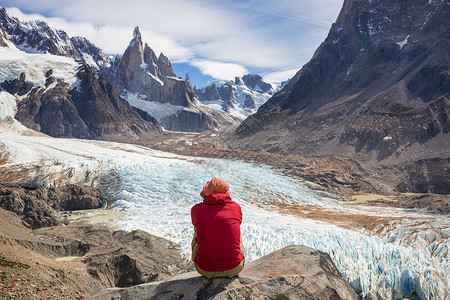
left=161, top=104, right=241, bottom=132
left=36, top=225, right=190, bottom=288
left=88, top=245, right=358, bottom=300
left=0, top=207, right=189, bottom=298
left=0, top=184, right=103, bottom=229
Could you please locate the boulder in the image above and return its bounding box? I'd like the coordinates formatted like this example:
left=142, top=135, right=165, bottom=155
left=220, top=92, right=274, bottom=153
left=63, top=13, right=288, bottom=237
left=88, top=245, right=358, bottom=300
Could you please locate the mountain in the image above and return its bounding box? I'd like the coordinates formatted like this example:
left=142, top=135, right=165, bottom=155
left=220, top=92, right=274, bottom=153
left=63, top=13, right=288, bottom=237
left=0, top=8, right=240, bottom=133
left=0, top=7, right=162, bottom=142
left=2, top=65, right=162, bottom=141
left=228, top=0, right=450, bottom=194
left=194, top=74, right=277, bottom=119
left=112, top=27, right=241, bottom=132
left=0, top=8, right=110, bottom=69
left=113, top=27, right=191, bottom=107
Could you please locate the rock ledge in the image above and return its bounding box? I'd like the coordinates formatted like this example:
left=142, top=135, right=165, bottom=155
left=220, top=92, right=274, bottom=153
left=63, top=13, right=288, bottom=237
left=88, top=245, right=357, bottom=300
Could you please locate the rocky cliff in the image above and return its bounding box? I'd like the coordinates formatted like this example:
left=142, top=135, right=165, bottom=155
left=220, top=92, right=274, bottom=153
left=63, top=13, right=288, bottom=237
left=88, top=245, right=358, bottom=300
left=228, top=0, right=450, bottom=194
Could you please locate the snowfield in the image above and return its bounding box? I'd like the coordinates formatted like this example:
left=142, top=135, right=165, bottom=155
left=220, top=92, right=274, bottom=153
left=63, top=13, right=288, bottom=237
left=0, top=41, right=79, bottom=86
left=0, top=124, right=448, bottom=299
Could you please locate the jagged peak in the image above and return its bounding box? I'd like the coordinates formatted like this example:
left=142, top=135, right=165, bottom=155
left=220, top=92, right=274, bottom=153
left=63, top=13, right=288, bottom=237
left=129, top=26, right=142, bottom=47
left=133, top=26, right=142, bottom=40
left=157, top=52, right=170, bottom=64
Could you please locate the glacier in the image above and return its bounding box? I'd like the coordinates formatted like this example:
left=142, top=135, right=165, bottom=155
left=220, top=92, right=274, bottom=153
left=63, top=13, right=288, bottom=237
left=0, top=129, right=448, bottom=299
left=0, top=41, right=79, bottom=86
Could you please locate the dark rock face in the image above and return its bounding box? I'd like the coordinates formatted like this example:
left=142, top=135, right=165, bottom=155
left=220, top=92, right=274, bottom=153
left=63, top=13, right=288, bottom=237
left=161, top=105, right=241, bottom=132
left=229, top=0, right=450, bottom=194
left=8, top=66, right=163, bottom=141
left=0, top=26, right=7, bottom=47
left=15, top=81, right=90, bottom=138
left=0, top=184, right=103, bottom=229
left=89, top=245, right=358, bottom=300
left=0, top=72, right=32, bottom=96
left=397, top=158, right=450, bottom=194
left=241, top=74, right=273, bottom=93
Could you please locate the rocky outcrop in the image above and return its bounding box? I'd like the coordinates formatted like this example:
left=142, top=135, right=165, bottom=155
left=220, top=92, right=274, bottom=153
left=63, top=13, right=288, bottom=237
left=88, top=245, right=358, bottom=300
left=112, top=27, right=242, bottom=132
left=14, top=78, right=91, bottom=138
left=70, top=64, right=163, bottom=141
left=240, top=74, right=273, bottom=93
left=0, top=72, right=32, bottom=96
left=0, top=25, right=7, bottom=47
left=229, top=0, right=450, bottom=194
left=0, top=207, right=189, bottom=298
left=8, top=66, right=163, bottom=141
left=0, top=184, right=103, bottom=229
left=34, top=224, right=189, bottom=288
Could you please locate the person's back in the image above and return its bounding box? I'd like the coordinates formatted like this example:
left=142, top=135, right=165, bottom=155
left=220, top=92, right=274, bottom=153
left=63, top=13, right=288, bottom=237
left=191, top=177, right=244, bottom=278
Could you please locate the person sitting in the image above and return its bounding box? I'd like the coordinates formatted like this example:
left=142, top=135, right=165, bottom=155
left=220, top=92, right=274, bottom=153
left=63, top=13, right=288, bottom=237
left=191, top=177, right=244, bottom=278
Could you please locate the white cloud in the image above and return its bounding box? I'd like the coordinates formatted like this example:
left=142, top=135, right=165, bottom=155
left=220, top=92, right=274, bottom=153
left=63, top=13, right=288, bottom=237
left=264, top=68, right=300, bottom=85
left=191, top=60, right=248, bottom=81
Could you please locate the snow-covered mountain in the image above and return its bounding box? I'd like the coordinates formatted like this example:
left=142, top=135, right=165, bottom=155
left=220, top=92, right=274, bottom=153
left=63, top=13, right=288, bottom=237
left=194, top=74, right=278, bottom=119
left=0, top=8, right=110, bottom=69
left=0, top=8, right=241, bottom=133
left=0, top=10, right=162, bottom=142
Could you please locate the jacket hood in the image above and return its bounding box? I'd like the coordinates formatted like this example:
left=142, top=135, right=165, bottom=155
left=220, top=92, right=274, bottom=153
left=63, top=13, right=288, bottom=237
left=203, top=193, right=232, bottom=205
left=203, top=177, right=229, bottom=197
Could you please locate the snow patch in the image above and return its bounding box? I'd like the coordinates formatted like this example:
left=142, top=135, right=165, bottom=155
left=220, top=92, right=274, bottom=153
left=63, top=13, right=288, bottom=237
left=146, top=71, right=164, bottom=86
left=167, top=76, right=183, bottom=81
left=0, top=91, right=29, bottom=131
left=121, top=90, right=183, bottom=122
left=397, top=35, right=410, bottom=49
left=0, top=92, right=17, bottom=120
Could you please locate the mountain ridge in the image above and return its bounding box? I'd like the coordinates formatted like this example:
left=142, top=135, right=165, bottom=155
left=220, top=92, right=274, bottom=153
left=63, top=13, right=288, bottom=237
left=227, top=0, right=450, bottom=194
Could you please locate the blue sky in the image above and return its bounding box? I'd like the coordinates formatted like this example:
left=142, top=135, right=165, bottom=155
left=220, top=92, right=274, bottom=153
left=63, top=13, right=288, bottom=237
left=1, top=0, right=343, bottom=87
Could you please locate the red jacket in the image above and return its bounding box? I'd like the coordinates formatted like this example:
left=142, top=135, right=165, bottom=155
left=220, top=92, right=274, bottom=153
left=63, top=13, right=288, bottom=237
left=191, top=193, right=243, bottom=272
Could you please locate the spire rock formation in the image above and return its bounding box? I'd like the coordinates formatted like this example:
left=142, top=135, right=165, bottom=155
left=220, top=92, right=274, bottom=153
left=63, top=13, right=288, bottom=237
left=114, top=27, right=190, bottom=107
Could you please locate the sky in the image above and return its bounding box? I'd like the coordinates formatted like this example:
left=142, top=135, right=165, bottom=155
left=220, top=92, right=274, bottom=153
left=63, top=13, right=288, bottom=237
left=1, top=0, right=344, bottom=87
